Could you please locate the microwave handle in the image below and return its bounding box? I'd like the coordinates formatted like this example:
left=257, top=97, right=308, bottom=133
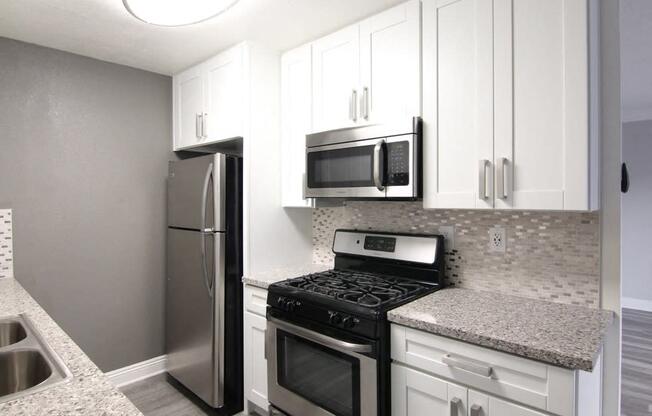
left=373, top=140, right=386, bottom=191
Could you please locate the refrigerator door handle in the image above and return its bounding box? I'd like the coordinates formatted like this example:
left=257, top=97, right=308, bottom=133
left=200, top=162, right=214, bottom=297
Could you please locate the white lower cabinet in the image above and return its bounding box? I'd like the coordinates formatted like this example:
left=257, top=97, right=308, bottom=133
left=392, top=363, right=467, bottom=416
left=244, top=285, right=268, bottom=414
left=393, top=364, right=548, bottom=416
left=391, top=324, right=602, bottom=416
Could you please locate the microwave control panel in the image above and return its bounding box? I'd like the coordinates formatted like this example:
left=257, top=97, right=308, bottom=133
left=386, top=141, right=410, bottom=186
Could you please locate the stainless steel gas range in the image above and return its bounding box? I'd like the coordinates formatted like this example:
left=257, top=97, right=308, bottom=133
left=265, top=230, right=445, bottom=416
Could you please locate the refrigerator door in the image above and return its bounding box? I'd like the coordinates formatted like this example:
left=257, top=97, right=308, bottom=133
left=168, top=154, right=226, bottom=231
left=166, top=228, right=226, bottom=407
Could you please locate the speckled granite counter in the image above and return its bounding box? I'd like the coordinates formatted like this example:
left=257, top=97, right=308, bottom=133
left=242, top=263, right=331, bottom=289
left=388, top=288, right=613, bottom=372
left=0, top=278, right=142, bottom=415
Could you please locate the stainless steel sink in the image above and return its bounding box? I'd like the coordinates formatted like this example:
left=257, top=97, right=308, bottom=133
left=0, top=351, right=52, bottom=396
left=0, top=314, right=72, bottom=404
left=0, top=320, right=27, bottom=348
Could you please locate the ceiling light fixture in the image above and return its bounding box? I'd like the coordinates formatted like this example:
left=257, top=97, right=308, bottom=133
left=123, top=0, right=239, bottom=27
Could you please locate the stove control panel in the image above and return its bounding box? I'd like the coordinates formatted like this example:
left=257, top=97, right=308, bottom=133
left=276, top=296, right=301, bottom=313
left=328, top=311, right=359, bottom=329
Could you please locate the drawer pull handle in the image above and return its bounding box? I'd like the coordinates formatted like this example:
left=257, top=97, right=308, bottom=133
left=442, top=354, right=493, bottom=378
left=450, top=397, right=461, bottom=416
left=471, top=404, right=482, bottom=416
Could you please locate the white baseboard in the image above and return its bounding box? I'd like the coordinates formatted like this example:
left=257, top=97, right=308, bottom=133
left=105, top=355, right=168, bottom=388
left=622, top=297, right=652, bottom=313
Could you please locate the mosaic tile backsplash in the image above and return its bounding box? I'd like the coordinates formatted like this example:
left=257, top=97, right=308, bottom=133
left=0, top=209, right=14, bottom=279
left=313, top=202, right=600, bottom=308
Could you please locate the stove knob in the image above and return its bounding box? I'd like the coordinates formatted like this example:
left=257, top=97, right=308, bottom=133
left=329, top=312, right=342, bottom=325
left=286, top=300, right=296, bottom=312
left=342, top=316, right=356, bottom=329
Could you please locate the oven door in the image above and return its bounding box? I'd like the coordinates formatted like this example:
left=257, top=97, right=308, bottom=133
left=266, top=317, right=378, bottom=416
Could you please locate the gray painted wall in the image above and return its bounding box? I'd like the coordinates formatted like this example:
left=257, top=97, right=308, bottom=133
left=0, top=37, right=172, bottom=371
left=622, top=119, right=652, bottom=303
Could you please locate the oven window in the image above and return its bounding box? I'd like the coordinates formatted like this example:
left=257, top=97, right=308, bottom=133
left=277, top=330, right=361, bottom=416
left=307, top=145, right=376, bottom=188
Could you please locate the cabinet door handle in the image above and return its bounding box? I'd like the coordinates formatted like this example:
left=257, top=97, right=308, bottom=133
left=442, top=353, right=493, bottom=378
left=195, top=113, right=202, bottom=138
left=497, top=157, right=509, bottom=199
left=470, top=404, right=482, bottom=416
left=202, top=113, right=208, bottom=138
left=349, top=89, right=358, bottom=122
left=478, top=160, right=490, bottom=200
left=450, top=397, right=461, bottom=416
left=362, top=86, right=369, bottom=120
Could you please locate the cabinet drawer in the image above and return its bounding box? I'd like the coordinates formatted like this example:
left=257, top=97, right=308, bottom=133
left=391, top=325, right=575, bottom=416
left=245, top=285, right=268, bottom=316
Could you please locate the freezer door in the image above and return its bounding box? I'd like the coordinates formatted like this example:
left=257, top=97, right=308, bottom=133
left=168, top=154, right=226, bottom=231
left=166, top=228, right=226, bottom=408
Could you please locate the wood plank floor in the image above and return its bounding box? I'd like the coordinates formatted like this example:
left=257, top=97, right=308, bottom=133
left=120, top=373, right=247, bottom=416
left=622, top=308, right=652, bottom=416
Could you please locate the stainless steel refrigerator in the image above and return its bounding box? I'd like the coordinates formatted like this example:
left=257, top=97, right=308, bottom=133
left=166, top=153, right=243, bottom=414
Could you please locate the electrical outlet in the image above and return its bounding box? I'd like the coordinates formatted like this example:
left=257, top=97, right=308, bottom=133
left=488, top=227, right=506, bottom=253
left=438, top=225, right=455, bottom=250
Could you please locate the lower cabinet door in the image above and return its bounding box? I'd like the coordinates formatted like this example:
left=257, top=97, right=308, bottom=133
left=392, top=363, right=467, bottom=416
left=244, top=311, right=268, bottom=410
left=489, top=396, right=547, bottom=416
left=469, top=389, right=547, bottom=416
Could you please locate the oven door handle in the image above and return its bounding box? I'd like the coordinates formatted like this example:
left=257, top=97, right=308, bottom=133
left=268, top=316, right=373, bottom=354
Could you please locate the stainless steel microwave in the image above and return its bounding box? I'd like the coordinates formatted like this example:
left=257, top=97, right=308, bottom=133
left=305, top=117, right=422, bottom=199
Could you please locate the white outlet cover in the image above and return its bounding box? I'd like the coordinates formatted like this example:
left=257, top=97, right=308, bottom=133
left=438, top=225, right=455, bottom=250
left=488, top=226, right=506, bottom=253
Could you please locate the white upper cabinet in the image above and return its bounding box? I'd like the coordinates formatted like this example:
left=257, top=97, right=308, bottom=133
left=312, top=24, right=361, bottom=132
left=423, top=0, right=598, bottom=211
left=281, top=44, right=314, bottom=208
left=204, top=44, right=244, bottom=143
left=493, top=0, right=591, bottom=210
left=173, top=66, right=204, bottom=150
left=360, top=0, right=421, bottom=124
left=422, top=0, right=494, bottom=209
left=311, top=0, right=421, bottom=133
left=173, top=43, right=245, bottom=151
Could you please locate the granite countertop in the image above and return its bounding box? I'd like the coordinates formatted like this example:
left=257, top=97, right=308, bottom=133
left=0, top=278, right=142, bottom=415
left=242, top=263, right=331, bottom=289
left=388, top=288, right=614, bottom=372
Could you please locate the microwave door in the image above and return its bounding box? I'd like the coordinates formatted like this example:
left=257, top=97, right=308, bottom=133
left=305, top=138, right=387, bottom=198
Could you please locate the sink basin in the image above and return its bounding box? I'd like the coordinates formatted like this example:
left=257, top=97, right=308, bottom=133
left=0, top=350, right=52, bottom=396
left=0, top=314, right=72, bottom=404
left=0, top=321, right=27, bottom=348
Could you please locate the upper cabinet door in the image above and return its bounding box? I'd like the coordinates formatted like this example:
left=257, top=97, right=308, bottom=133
left=494, top=0, right=589, bottom=210
left=204, top=44, right=244, bottom=142
left=422, top=0, right=494, bottom=209
left=174, top=66, right=204, bottom=150
left=360, top=0, right=421, bottom=124
left=312, top=24, right=360, bottom=133
left=281, top=44, right=314, bottom=208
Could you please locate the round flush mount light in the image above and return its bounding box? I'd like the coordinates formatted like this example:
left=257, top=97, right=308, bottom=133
left=123, top=0, right=240, bottom=27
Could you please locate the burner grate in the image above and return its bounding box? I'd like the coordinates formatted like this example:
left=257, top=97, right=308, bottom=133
left=284, top=270, right=432, bottom=308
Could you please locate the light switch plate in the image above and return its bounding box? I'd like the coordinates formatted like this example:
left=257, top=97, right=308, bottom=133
left=438, top=225, right=455, bottom=250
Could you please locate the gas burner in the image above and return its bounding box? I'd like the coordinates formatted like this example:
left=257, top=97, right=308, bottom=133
left=282, top=270, right=435, bottom=309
